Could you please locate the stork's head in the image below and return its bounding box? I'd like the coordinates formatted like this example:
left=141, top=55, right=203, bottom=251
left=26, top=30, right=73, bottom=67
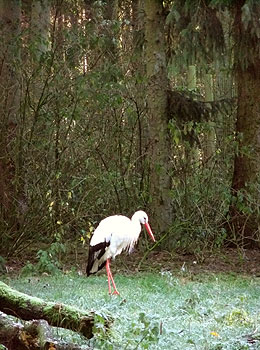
left=132, top=210, right=155, bottom=242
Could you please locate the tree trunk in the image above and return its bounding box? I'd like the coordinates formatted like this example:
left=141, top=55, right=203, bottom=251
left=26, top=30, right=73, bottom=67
left=203, top=73, right=216, bottom=165
left=131, top=0, right=148, bottom=190
left=0, top=0, right=21, bottom=251
left=102, top=0, right=119, bottom=71
left=0, top=311, right=89, bottom=350
left=228, top=63, right=260, bottom=247
left=0, top=281, right=112, bottom=339
left=187, top=65, right=196, bottom=90
left=144, top=0, right=173, bottom=233
left=227, top=3, right=260, bottom=247
left=30, top=0, right=51, bottom=59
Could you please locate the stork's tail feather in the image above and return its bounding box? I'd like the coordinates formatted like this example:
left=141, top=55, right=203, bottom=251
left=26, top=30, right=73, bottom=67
left=86, top=241, right=110, bottom=276
left=86, top=246, right=94, bottom=276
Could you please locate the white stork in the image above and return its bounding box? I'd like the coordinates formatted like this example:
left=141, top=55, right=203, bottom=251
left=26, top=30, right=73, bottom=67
left=86, top=210, right=155, bottom=295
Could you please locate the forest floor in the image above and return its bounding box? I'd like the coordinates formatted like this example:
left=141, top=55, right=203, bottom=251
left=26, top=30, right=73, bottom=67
left=114, top=248, right=260, bottom=276
left=2, top=247, right=260, bottom=350
left=5, top=247, right=260, bottom=277
left=3, top=261, right=260, bottom=350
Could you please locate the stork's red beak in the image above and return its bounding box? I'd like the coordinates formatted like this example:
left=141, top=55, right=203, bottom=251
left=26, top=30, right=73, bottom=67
left=144, top=222, right=155, bottom=242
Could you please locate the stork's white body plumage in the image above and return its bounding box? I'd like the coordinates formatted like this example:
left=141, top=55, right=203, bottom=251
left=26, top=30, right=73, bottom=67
left=90, top=214, right=142, bottom=269
left=86, top=210, right=155, bottom=295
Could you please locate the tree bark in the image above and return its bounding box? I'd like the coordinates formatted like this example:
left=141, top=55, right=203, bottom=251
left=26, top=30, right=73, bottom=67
left=102, top=0, right=119, bottom=70
left=0, top=311, right=89, bottom=350
left=30, top=0, right=51, bottom=59
left=227, top=2, right=260, bottom=247
left=203, top=73, right=216, bottom=165
left=144, top=0, right=173, bottom=233
left=0, top=0, right=22, bottom=252
left=0, top=281, right=111, bottom=339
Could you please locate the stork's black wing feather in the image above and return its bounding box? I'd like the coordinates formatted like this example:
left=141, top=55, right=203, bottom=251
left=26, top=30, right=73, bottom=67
left=86, top=241, right=110, bottom=276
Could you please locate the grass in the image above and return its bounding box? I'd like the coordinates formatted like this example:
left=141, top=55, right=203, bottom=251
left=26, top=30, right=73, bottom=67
left=2, top=270, right=260, bottom=349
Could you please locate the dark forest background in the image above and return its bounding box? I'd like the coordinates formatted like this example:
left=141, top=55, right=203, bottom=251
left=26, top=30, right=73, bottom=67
left=0, top=0, right=259, bottom=265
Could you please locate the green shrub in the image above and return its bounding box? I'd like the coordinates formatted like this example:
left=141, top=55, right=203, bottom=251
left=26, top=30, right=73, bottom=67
left=21, top=242, right=66, bottom=275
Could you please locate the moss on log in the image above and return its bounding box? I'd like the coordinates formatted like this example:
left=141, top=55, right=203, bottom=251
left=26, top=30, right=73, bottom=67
left=0, top=281, right=111, bottom=339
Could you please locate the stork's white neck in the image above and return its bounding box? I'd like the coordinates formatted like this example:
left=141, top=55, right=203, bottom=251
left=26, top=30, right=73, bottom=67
left=131, top=216, right=142, bottom=233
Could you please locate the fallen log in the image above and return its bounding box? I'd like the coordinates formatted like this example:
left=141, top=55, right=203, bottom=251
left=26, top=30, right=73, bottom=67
left=0, top=281, right=111, bottom=339
left=0, top=311, right=90, bottom=350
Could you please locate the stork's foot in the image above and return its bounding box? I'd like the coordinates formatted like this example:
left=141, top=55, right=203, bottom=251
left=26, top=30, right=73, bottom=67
left=109, top=290, right=120, bottom=296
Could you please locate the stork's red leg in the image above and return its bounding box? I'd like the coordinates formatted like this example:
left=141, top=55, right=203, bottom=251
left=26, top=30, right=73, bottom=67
left=106, top=259, right=112, bottom=294
left=106, top=259, right=120, bottom=295
left=109, top=271, right=120, bottom=295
